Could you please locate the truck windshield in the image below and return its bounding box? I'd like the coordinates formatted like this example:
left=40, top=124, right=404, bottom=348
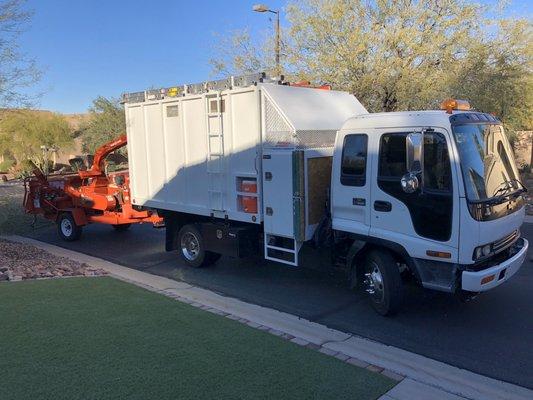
left=452, top=123, right=521, bottom=202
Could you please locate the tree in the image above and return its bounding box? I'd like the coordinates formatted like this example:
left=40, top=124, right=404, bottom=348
left=0, top=111, right=72, bottom=173
left=210, top=29, right=272, bottom=77
left=211, top=0, right=532, bottom=133
left=0, top=0, right=41, bottom=107
left=286, top=0, right=488, bottom=112
left=81, top=96, right=126, bottom=153
left=450, top=18, right=532, bottom=135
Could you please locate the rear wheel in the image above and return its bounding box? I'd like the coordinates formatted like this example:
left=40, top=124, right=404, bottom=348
left=112, top=223, right=131, bottom=232
left=57, top=213, right=82, bottom=242
left=362, top=249, right=403, bottom=316
left=177, top=224, right=220, bottom=268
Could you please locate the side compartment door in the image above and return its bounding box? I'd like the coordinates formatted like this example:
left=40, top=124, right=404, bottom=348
left=262, top=150, right=294, bottom=237
left=331, top=132, right=371, bottom=235
left=262, top=149, right=300, bottom=266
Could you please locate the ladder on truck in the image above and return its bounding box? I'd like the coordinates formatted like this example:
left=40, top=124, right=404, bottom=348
left=205, top=92, right=225, bottom=212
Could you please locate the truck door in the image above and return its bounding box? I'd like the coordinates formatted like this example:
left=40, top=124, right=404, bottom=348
left=370, top=129, right=458, bottom=258
left=331, top=132, right=371, bottom=235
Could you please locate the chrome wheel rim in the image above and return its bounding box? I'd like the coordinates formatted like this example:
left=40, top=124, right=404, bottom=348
left=364, top=261, right=385, bottom=302
left=181, top=232, right=200, bottom=261
left=60, top=219, right=73, bottom=237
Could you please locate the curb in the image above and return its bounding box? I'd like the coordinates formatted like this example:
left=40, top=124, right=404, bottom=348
left=3, top=235, right=532, bottom=400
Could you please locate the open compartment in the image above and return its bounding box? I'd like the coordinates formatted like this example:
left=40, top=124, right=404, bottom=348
left=236, top=177, right=258, bottom=214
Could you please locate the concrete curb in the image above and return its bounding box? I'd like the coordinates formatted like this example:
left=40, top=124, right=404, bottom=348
left=3, top=235, right=532, bottom=400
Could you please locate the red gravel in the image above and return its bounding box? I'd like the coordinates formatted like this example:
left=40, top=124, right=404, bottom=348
left=0, top=239, right=107, bottom=281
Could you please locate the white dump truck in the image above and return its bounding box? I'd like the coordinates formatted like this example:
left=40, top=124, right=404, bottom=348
left=122, top=73, right=528, bottom=315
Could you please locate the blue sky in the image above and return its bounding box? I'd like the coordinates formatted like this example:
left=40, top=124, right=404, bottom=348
left=19, top=0, right=530, bottom=114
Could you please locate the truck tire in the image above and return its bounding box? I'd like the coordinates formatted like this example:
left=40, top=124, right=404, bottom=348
left=112, top=223, right=131, bottom=232
left=57, top=213, right=82, bottom=242
left=363, top=249, right=403, bottom=316
left=177, top=224, right=219, bottom=268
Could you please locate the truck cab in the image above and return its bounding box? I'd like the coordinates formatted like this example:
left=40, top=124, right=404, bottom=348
left=331, top=100, right=528, bottom=315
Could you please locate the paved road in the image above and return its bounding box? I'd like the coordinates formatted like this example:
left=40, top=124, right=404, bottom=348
left=26, top=221, right=533, bottom=389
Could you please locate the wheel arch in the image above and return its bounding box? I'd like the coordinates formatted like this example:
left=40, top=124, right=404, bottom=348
left=161, top=211, right=210, bottom=252
left=57, top=208, right=88, bottom=226
left=346, top=234, right=419, bottom=288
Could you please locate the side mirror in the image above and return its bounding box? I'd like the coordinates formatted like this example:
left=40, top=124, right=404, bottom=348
left=406, top=132, right=423, bottom=173
left=403, top=132, right=423, bottom=193
left=401, top=172, right=419, bottom=193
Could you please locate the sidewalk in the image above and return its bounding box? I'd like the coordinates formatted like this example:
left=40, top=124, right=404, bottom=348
left=4, top=235, right=533, bottom=400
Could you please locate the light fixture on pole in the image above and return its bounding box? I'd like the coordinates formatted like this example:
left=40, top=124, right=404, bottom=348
left=252, top=4, right=281, bottom=77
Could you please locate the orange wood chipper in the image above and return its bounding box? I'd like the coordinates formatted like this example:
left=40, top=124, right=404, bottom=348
left=23, top=134, right=163, bottom=241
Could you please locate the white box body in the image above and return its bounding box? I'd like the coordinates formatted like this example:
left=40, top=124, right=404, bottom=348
left=125, top=81, right=367, bottom=263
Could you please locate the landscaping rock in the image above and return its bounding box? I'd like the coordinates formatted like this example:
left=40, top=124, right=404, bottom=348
left=0, top=239, right=107, bottom=281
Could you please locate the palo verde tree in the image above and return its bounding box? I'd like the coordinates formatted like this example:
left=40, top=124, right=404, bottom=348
left=80, top=96, right=126, bottom=154
left=285, top=0, right=485, bottom=112
left=210, top=29, right=273, bottom=77
left=211, top=0, right=532, bottom=133
left=449, top=17, right=532, bottom=135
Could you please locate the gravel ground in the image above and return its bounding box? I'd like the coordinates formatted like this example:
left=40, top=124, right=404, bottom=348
left=0, top=239, right=107, bottom=281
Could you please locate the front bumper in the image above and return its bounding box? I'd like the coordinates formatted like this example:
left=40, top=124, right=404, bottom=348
left=462, top=238, right=528, bottom=292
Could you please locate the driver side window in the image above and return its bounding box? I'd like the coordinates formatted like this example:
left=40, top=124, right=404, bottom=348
left=378, top=133, right=407, bottom=179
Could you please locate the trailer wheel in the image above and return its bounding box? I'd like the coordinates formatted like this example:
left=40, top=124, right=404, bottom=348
left=362, top=249, right=402, bottom=316
left=57, top=213, right=82, bottom=242
left=112, top=224, right=131, bottom=232
left=177, top=224, right=219, bottom=268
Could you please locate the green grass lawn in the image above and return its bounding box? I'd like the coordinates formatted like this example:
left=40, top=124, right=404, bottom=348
left=0, top=277, right=395, bottom=400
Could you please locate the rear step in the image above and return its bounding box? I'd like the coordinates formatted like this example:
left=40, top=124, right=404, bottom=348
left=264, top=234, right=301, bottom=266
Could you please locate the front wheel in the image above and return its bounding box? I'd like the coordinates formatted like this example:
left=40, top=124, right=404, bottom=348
left=362, top=249, right=403, bottom=316
left=177, top=224, right=220, bottom=268
left=57, top=212, right=82, bottom=242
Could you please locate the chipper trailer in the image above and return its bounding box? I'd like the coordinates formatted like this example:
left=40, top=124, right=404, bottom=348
left=23, top=134, right=163, bottom=241
left=119, top=72, right=527, bottom=315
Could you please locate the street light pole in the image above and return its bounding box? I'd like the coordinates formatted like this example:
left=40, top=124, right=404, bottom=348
left=253, top=4, right=281, bottom=77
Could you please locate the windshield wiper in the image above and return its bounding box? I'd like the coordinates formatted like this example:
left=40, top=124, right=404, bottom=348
left=471, top=183, right=527, bottom=206
left=492, top=179, right=527, bottom=197
left=488, top=190, right=525, bottom=205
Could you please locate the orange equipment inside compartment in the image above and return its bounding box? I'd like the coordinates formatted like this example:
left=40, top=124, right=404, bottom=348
left=241, top=196, right=258, bottom=214
left=240, top=179, right=257, bottom=193
left=238, top=179, right=258, bottom=213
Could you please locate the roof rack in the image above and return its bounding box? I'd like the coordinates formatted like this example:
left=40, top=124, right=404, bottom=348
left=122, top=72, right=284, bottom=104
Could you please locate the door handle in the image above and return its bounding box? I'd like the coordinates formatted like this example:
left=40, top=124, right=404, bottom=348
left=352, top=198, right=366, bottom=206
left=374, top=200, right=392, bottom=212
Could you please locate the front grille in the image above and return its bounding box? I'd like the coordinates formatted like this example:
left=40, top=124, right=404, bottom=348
left=493, top=230, right=519, bottom=254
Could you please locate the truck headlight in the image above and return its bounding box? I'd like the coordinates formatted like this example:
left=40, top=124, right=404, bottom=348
left=473, top=243, right=493, bottom=261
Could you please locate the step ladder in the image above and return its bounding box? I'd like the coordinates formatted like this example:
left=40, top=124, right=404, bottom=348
left=264, top=234, right=302, bottom=266
left=205, top=93, right=225, bottom=212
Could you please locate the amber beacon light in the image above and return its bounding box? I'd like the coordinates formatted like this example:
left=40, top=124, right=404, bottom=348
left=440, top=99, right=471, bottom=114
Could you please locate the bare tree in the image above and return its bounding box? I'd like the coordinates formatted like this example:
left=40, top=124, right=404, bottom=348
left=0, top=0, right=41, bottom=108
